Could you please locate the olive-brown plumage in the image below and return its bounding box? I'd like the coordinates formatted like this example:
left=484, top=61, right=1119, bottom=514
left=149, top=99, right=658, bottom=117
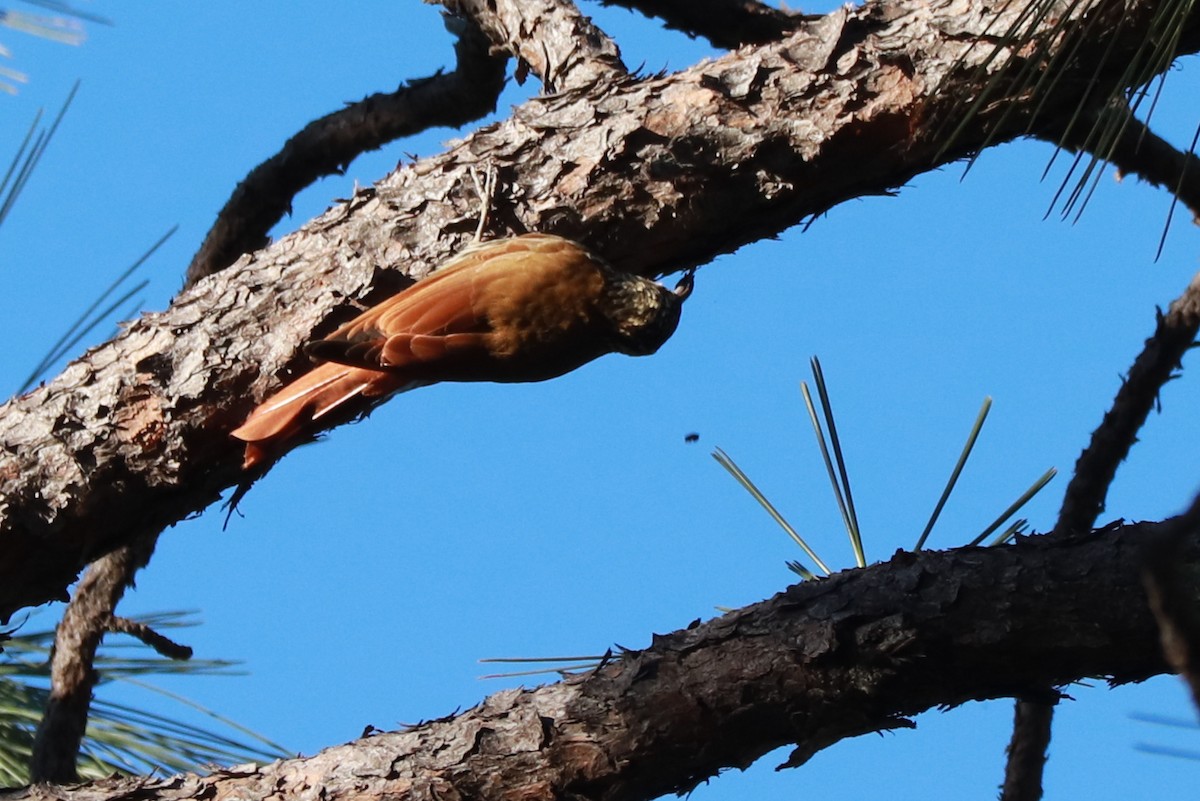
left=230, top=233, right=690, bottom=469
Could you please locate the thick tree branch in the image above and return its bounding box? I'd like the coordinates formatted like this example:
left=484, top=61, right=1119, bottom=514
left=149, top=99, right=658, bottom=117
left=50, top=15, right=507, bottom=766
left=64, top=13, right=506, bottom=777
left=440, top=0, right=626, bottom=91
left=596, top=0, right=808, bottom=48
left=184, top=12, right=508, bottom=286
left=4, top=520, right=1180, bottom=801
left=0, top=0, right=1196, bottom=623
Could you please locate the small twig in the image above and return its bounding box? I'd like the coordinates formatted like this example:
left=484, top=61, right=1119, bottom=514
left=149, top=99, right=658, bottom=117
left=184, top=12, right=508, bottom=286
left=440, top=0, right=626, bottom=92
left=596, top=0, right=809, bottom=49
left=31, top=532, right=161, bottom=783
left=106, top=616, right=194, bottom=661
left=1054, top=270, right=1200, bottom=538
left=468, top=165, right=499, bottom=242
left=1000, top=695, right=1057, bottom=801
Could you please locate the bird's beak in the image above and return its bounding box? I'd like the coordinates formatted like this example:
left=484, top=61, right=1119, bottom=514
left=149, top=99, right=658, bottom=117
left=673, top=270, right=695, bottom=301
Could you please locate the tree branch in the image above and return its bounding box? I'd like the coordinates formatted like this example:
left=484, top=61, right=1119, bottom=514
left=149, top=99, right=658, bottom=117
left=0, top=0, right=1195, bottom=623
left=184, top=11, right=508, bottom=286
left=29, top=532, right=160, bottom=783
left=41, top=13, right=508, bottom=773
left=1053, top=269, right=1200, bottom=537
left=6, top=519, right=1180, bottom=801
left=1000, top=694, right=1056, bottom=801
left=996, top=125, right=1200, bottom=791
left=596, top=0, right=808, bottom=48
left=1045, top=99, right=1200, bottom=223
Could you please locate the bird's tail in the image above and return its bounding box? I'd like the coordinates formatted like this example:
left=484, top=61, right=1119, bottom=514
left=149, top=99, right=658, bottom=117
left=231, top=362, right=405, bottom=470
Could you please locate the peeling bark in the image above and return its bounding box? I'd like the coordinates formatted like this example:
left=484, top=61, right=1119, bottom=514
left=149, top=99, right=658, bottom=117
left=446, top=0, right=627, bottom=90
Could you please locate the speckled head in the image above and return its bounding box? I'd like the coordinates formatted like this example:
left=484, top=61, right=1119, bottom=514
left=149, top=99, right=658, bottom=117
left=601, top=269, right=693, bottom=356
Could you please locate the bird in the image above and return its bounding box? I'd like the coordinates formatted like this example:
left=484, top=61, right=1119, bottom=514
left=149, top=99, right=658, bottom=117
left=230, top=233, right=693, bottom=469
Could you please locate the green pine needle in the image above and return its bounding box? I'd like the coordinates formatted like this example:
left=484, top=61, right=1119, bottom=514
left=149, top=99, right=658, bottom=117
left=806, top=357, right=864, bottom=568
left=712, top=447, right=831, bottom=577
left=0, top=612, right=288, bottom=786
left=915, top=397, right=992, bottom=550
left=786, top=560, right=818, bottom=580
left=969, top=468, right=1058, bottom=546
left=19, top=225, right=176, bottom=393
left=989, top=518, right=1030, bottom=545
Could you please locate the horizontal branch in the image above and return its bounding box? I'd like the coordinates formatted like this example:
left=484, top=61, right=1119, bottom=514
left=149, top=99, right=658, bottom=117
left=10, top=519, right=1179, bottom=801
left=0, top=0, right=1195, bottom=621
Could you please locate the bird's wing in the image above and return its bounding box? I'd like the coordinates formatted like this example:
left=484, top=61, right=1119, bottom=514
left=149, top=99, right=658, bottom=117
left=306, top=254, right=496, bottom=370
left=231, top=264, right=490, bottom=470
left=230, top=235, right=579, bottom=470
left=306, top=235, right=580, bottom=371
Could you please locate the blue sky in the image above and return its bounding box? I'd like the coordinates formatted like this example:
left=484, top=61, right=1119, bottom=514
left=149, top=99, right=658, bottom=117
left=3, top=2, right=1200, bottom=798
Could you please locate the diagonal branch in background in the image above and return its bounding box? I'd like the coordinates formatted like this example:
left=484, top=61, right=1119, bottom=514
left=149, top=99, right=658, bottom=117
left=2, top=520, right=1182, bottom=801
left=441, top=0, right=626, bottom=91
left=29, top=531, right=161, bottom=783
left=596, top=0, right=808, bottom=48
left=184, top=11, right=507, bottom=286
left=0, top=0, right=1196, bottom=623
left=1051, top=258, right=1200, bottom=538
left=1001, top=269, right=1200, bottom=800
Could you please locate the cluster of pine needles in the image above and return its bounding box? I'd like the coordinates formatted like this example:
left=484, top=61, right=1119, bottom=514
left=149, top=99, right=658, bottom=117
left=481, top=356, right=1057, bottom=680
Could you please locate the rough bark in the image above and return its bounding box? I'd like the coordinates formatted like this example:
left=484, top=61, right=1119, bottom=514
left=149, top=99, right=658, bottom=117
left=445, top=0, right=626, bottom=91
left=0, top=0, right=1195, bottom=621
left=2, top=520, right=1179, bottom=801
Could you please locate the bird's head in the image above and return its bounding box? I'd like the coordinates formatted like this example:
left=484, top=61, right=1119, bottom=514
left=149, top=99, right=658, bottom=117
left=602, top=270, right=694, bottom=356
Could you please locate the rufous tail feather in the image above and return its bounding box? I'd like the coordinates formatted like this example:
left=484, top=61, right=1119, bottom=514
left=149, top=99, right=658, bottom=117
left=231, top=363, right=405, bottom=469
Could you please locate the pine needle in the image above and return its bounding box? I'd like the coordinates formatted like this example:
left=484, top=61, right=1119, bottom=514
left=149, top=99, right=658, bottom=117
left=916, top=397, right=992, bottom=550
left=712, top=447, right=831, bottom=576
left=968, top=468, right=1057, bottom=545
left=19, top=226, right=175, bottom=393
left=803, top=357, right=865, bottom=567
